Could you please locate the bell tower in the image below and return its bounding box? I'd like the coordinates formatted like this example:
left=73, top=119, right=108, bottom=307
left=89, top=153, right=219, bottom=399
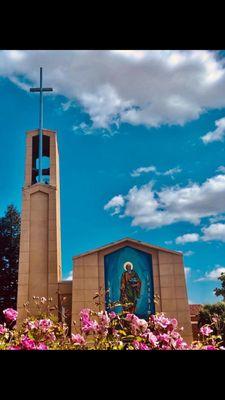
left=17, top=69, right=62, bottom=321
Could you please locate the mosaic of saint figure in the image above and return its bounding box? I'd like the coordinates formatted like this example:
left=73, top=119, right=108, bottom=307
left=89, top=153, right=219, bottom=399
left=120, top=261, right=141, bottom=313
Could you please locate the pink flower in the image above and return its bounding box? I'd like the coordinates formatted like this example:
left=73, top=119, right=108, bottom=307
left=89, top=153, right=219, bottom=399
left=200, top=325, right=213, bottom=337
left=97, top=312, right=110, bottom=336
left=38, top=319, right=53, bottom=332
left=98, top=311, right=110, bottom=328
left=80, top=309, right=91, bottom=322
left=82, top=319, right=99, bottom=335
left=26, top=320, right=39, bottom=330
left=36, top=343, right=48, bottom=350
left=161, top=345, right=171, bottom=350
left=170, top=318, right=178, bottom=329
left=171, top=331, right=181, bottom=340
left=125, top=313, right=135, bottom=322
left=3, top=308, right=18, bottom=322
left=21, top=336, right=36, bottom=350
left=8, top=345, right=21, bottom=350
left=0, top=324, right=7, bottom=335
left=142, top=331, right=158, bottom=347
left=133, top=341, right=150, bottom=350
left=157, top=333, right=171, bottom=344
left=151, top=313, right=171, bottom=329
left=172, top=338, right=189, bottom=350
left=125, top=314, right=148, bottom=334
left=109, top=311, right=117, bottom=319
left=112, top=328, right=120, bottom=338
left=71, top=334, right=85, bottom=345
left=137, top=319, right=148, bottom=332
left=80, top=309, right=100, bottom=335
left=202, top=345, right=217, bottom=350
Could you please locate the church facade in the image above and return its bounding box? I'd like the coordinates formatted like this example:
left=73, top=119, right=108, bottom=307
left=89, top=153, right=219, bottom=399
left=17, top=129, right=193, bottom=344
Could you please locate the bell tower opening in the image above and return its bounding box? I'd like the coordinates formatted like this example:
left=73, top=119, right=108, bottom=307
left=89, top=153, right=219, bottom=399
left=31, top=134, right=50, bottom=185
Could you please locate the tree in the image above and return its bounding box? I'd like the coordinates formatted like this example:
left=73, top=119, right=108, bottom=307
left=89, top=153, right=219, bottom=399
left=198, top=302, right=225, bottom=345
left=198, top=272, right=225, bottom=345
left=214, top=273, right=225, bottom=301
left=0, top=205, right=20, bottom=323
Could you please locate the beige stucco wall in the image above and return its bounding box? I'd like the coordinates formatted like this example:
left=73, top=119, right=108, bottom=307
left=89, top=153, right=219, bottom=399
left=17, top=130, right=62, bottom=322
left=71, top=240, right=192, bottom=344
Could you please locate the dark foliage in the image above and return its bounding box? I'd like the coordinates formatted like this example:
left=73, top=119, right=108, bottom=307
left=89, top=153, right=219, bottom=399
left=0, top=205, right=20, bottom=323
left=214, top=273, right=225, bottom=301
left=198, top=302, right=225, bottom=345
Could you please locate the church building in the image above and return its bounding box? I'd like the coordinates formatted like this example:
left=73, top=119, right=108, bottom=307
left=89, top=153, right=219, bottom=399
left=17, top=127, right=193, bottom=344
left=16, top=69, right=193, bottom=344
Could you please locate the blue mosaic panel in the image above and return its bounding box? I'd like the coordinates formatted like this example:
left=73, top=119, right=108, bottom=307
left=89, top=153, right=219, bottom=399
left=104, top=246, right=155, bottom=319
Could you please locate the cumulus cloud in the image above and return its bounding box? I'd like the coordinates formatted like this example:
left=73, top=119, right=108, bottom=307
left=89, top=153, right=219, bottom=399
left=202, top=223, right=225, bottom=242
left=196, top=266, right=225, bottom=281
left=130, top=165, right=182, bottom=178
left=176, top=222, right=225, bottom=245
left=1, top=50, right=225, bottom=130
left=104, top=173, right=225, bottom=229
left=201, top=117, right=225, bottom=144
left=104, top=195, right=124, bottom=216
left=176, top=233, right=199, bottom=244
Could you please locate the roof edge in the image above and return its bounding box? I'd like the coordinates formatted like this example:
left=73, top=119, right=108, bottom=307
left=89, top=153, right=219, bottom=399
left=73, top=237, right=182, bottom=260
left=26, top=128, right=57, bottom=135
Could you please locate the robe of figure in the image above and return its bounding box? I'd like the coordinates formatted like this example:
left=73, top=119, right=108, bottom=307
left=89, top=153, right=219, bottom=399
left=120, top=269, right=141, bottom=313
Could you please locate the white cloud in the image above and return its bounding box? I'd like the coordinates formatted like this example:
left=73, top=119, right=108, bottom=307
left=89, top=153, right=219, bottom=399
left=104, top=173, right=225, bottom=229
left=1, top=50, right=225, bottom=130
left=65, top=271, right=73, bottom=281
left=176, top=222, right=225, bottom=245
left=202, top=223, right=225, bottom=242
left=131, top=166, right=157, bottom=177
left=196, top=266, right=225, bottom=281
left=184, top=267, right=191, bottom=278
left=176, top=233, right=200, bottom=244
left=130, top=165, right=182, bottom=178
left=163, top=167, right=182, bottom=177
left=216, top=165, right=225, bottom=174
left=201, top=117, right=225, bottom=144
left=104, top=195, right=125, bottom=216
left=61, top=99, right=74, bottom=111
left=9, top=76, right=30, bottom=91
left=72, top=122, right=94, bottom=135
left=165, top=240, right=173, bottom=245
left=183, top=250, right=195, bottom=256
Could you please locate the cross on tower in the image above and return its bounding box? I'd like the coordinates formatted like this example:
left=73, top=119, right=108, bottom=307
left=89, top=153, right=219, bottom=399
left=30, top=67, right=53, bottom=183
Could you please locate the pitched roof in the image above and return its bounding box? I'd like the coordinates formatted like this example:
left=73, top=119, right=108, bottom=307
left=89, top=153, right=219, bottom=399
left=73, top=237, right=182, bottom=259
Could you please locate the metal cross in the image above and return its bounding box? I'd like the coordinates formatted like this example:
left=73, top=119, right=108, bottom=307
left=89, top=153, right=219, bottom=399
left=30, top=67, right=53, bottom=183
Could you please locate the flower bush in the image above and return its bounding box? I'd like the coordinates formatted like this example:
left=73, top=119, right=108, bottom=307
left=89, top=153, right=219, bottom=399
left=0, top=298, right=224, bottom=350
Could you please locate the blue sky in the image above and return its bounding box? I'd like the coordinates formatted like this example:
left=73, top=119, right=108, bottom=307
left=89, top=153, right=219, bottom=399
left=1, top=50, right=225, bottom=305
